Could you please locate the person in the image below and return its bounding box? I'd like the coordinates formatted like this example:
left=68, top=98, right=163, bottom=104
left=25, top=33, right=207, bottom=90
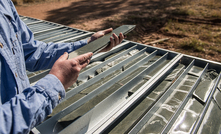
left=0, top=0, right=124, bottom=133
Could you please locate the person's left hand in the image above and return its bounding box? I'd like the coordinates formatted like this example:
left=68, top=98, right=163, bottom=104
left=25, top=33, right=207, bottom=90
left=87, top=28, right=124, bottom=53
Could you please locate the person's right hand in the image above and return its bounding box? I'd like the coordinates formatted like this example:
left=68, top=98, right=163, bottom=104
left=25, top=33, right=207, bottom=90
left=49, top=52, right=93, bottom=89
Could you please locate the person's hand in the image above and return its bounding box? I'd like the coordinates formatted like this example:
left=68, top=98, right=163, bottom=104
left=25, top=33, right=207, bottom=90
left=49, top=52, right=93, bottom=89
left=87, top=28, right=124, bottom=53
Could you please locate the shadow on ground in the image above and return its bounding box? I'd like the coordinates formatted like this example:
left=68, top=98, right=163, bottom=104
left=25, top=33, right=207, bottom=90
left=45, top=0, right=184, bottom=42
left=45, top=0, right=221, bottom=44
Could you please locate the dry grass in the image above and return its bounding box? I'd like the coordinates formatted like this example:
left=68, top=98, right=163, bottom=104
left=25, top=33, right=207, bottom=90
left=15, top=0, right=221, bottom=62
left=180, top=38, right=207, bottom=53
left=158, top=0, right=221, bottom=62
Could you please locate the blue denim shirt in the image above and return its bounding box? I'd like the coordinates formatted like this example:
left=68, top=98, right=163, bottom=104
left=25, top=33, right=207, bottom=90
left=0, top=0, right=87, bottom=133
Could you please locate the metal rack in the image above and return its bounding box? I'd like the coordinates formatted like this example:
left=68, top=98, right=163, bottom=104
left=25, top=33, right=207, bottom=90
left=20, top=16, right=221, bottom=134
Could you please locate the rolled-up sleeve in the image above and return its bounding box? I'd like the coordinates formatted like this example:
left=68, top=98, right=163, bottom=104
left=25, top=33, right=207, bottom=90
left=0, top=74, right=65, bottom=134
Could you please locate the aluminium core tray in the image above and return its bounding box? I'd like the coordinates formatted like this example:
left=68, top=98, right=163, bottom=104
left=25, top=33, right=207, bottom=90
left=20, top=15, right=221, bottom=134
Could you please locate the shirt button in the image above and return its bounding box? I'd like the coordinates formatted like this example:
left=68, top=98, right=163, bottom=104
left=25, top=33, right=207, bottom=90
left=58, top=93, right=61, bottom=100
left=0, top=43, right=3, bottom=48
left=15, top=73, right=18, bottom=77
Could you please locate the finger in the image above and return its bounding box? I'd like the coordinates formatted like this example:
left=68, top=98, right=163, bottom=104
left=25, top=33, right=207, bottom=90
left=109, top=36, right=115, bottom=49
left=97, top=36, right=114, bottom=53
left=81, top=59, right=91, bottom=69
left=58, top=52, right=69, bottom=61
left=102, top=28, right=113, bottom=35
left=119, top=33, right=124, bottom=43
left=112, top=33, right=119, bottom=46
left=75, top=52, right=93, bottom=64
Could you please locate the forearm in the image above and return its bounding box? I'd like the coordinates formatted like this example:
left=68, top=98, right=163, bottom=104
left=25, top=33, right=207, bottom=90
left=0, top=74, right=65, bottom=134
left=18, top=15, right=88, bottom=71
left=24, top=39, right=88, bottom=72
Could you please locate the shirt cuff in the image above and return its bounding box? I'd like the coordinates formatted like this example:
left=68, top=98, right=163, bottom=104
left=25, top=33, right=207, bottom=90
left=71, top=38, right=88, bottom=50
left=35, top=74, right=66, bottom=108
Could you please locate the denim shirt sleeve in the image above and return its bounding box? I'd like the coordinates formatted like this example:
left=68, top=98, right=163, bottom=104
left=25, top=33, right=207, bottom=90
left=22, top=23, right=88, bottom=71
left=0, top=74, right=65, bottom=134
left=0, top=0, right=88, bottom=133
left=16, top=12, right=88, bottom=71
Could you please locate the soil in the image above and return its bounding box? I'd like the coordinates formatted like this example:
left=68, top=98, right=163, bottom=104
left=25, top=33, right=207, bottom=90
left=15, top=0, right=221, bottom=63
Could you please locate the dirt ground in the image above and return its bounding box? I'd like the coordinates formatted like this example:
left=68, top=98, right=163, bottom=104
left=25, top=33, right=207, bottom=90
left=15, top=0, right=221, bottom=63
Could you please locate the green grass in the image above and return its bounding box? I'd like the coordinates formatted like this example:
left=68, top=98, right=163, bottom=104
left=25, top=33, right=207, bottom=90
left=209, top=46, right=221, bottom=54
left=180, top=38, right=207, bottom=52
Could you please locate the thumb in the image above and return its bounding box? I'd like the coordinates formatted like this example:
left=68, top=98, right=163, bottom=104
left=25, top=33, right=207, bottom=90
left=58, top=52, right=69, bottom=61
left=103, top=28, right=113, bottom=35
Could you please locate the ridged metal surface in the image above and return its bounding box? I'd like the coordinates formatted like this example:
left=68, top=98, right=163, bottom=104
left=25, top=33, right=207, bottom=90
left=20, top=15, right=221, bottom=134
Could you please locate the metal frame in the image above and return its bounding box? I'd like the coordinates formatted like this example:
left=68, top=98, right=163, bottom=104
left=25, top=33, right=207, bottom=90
left=20, top=15, right=221, bottom=134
